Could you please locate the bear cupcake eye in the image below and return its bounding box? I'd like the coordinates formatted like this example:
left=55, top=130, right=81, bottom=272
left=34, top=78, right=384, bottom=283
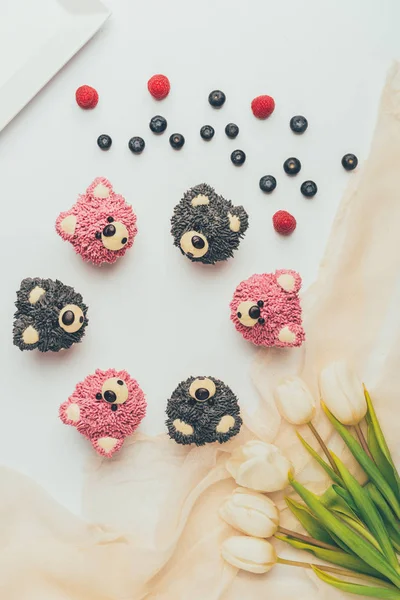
left=189, top=377, right=216, bottom=402
left=180, top=230, right=209, bottom=258
left=236, top=301, right=262, bottom=327
left=101, top=377, right=129, bottom=405
left=107, top=216, right=114, bottom=223
left=59, top=304, right=85, bottom=333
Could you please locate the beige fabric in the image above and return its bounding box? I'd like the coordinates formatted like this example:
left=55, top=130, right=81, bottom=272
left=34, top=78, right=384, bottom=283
left=1, top=64, right=400, bottom=599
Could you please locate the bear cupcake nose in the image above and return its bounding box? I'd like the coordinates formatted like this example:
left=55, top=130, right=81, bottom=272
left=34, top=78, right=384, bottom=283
left=191, top=235, right=205, bottom=250
left=104, top=390, right=117, bottom=403
left=103, top=224, right=116, bottom=237
left=101, top=221, right=129, bottom=252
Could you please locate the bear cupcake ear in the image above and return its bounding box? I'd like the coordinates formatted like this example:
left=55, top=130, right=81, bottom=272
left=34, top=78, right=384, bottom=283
left=86, top=177, right=113, bottom=199
left=191, top=193, right=210, bottom=207
left=56, top=210, right=77, bottom=238
left=227, top=205, right=249, bottom=234
left=275, top=269, right=302, bottom=293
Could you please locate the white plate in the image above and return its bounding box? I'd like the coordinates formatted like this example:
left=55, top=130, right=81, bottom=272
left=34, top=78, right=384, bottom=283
left=0, top=0, right=110, bottom=132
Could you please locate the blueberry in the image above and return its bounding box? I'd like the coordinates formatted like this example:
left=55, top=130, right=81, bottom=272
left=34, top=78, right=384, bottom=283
left=200, top=125, right=215, bottom=140
left=225, top=123, right=239, bottom=139
left=169, top=133, right=185, bottom=150
left=301, top=180, right=318, bottom=197
left=208, top=90, right=226, bottom=108
left=342, top=153, right=358, bottom=171
left=283, top=157, right=301, bottom=175
left=150, top=115, right=167, bottom=134
left=97, top=134, right=112, bottom=151
left=231, top=149, right=246, bottom=166
left=128, top=136, right=145, bottom=154
left=290, top=115, right=308, bottom=134
left=192, top=235, right=205, bottom=249
left=259, top=175, right=277, bottom=193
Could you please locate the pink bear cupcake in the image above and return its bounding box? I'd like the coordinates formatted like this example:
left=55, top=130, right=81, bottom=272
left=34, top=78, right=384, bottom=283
left=230, top=270, right=305, bottom=348
left=56, top=177, right=137, bottom=265
left=59, top=368, right=146, bottom=457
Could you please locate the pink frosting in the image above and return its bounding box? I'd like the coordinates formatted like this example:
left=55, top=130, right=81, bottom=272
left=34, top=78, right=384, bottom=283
left=230, top=270, right=305, bottom=348
left=56, top=177, right=137, bottom=265
left=59, top=368, right=146, bottom=457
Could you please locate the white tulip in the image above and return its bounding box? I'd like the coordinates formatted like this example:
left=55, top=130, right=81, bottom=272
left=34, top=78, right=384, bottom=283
left=274, top=377, right=316, bottom=425
left=226, top=441, right=292, bottom=492
left=221, top=535, right=277, bottom=574
left=219, top=488, right=279, bottom=538
left=320, top=362, right=367, bottom=426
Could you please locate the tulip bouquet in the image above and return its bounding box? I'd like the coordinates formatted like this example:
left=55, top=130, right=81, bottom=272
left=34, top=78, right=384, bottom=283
left=220, top=362, right=400, bottom=599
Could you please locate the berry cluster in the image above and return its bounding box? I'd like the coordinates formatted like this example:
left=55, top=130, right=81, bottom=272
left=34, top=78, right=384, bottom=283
left=75, top=77, right=358, bottom=237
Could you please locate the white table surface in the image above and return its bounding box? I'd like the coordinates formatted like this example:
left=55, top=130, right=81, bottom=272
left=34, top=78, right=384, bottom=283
left=1, top=0, right=399, bottom=516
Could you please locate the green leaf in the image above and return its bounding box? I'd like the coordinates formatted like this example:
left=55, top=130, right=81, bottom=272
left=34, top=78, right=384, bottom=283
left=364, top=387, right=400, bottom=496
left=332, top=453, right=399, bottom=570
left=388, top=526, right=400, bottom=553
left=321, top=486, right=359, bottom=519
left=366, top=484, right=400, bottom=552
left=296, top=432, right=343, bottom=486
left=329, top=531, right=354, bottom=555
left=285, top=497, right=337, bottom=546
left=332, top=484, right=360, bottom=515
left=366, top=484, right=400, bottom=533
left=311, top=567, right=400, bottom=599
left=318, top=488, right=357, bottom=553
left=289, top=474, right=400, bottom=587
left=368, top=421, right=400, bottom=498
left=335, top=512, right=382, bottom=551
left=322, top=402, right=400, bottom=519
left=276, top=534, right=388, bottom=580
left=320, top=485, right=341, bottom=508
left=364, top=389, right=399, bottom=469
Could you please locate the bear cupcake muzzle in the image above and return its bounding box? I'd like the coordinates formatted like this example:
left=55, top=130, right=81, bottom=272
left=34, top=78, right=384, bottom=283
left=96, top=217, right=129, bottom=251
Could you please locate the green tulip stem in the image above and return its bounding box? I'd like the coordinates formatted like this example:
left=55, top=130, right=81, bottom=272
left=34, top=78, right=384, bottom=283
left=276, top=526, right=338, bottom=551
left=308, top=421, right=341, bottom=476
left=354, top=423, right=374, bottom=461
left=276, top=558, right=396, bottom=590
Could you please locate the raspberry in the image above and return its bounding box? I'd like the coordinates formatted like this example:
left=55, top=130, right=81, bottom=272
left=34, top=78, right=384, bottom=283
left=251, top=95, right=275, bottom=119
left=75, top=85, right=98, bottom=109
left=273, top=210, right=296, bottom=235
left=148, top=74, right=170, bottom=100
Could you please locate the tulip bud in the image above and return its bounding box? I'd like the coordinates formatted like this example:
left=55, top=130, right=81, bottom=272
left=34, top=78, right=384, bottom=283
left=274, top=376, right=316, bottom=425
left=221, top=535, right=277, bottom=574
left=319, top=362, right=367, bottom=426
left=219, top=488, right=279, bottom=538
left=226, top=441, right=292, bottom=492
